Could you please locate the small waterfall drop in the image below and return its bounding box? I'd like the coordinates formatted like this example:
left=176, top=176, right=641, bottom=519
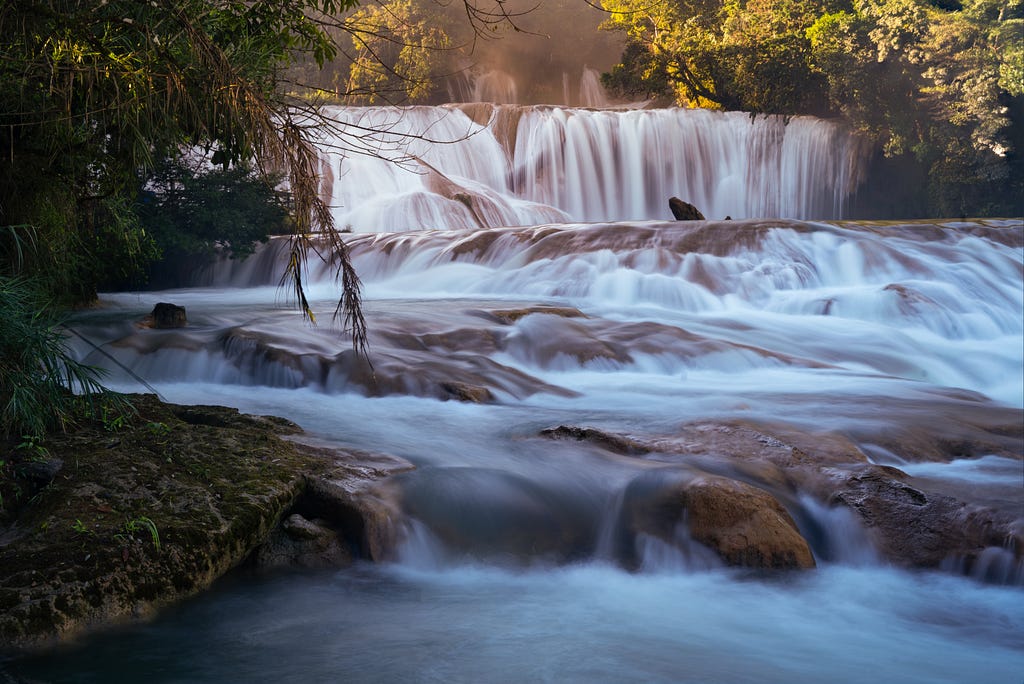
left=578, top=67, right=610, bottom=108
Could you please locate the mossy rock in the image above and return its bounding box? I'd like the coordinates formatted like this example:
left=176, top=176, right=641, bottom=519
left=0, top=394, right=365, bottom=651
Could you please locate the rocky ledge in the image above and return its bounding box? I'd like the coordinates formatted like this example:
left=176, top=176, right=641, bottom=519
left=543, top=419, right=1024, bottom=579
left=0, top=394, right=411, bottom=652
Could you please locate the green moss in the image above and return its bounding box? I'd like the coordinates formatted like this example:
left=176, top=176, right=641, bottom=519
left=0, top=394, right=316, bottom=651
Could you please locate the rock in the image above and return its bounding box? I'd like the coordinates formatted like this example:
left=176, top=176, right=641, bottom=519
left=483, top=306, right=587, bottom=325
left=146, top=302, right=187, bottom=329
left=253, top=513, right=351, bottom=569
left=560, top=417, right=1023, bottom=577
left=440, top=382, right=494, bottom=403
left=616, top=469, right=815, bottom=570
left=683, top=476, right=816, bottom=569
left=293, top=452, right=414, bottom=563
left=829, top=465, right=1022, bottom=569
left=13, top=458, right=63, bottom=485
left=668, top=197, right=706, bottom=221
left=540, top=425, right=649, bottom=456
left=391, top=467, right=600, bottom=564
left=0, top=395, right=411, bottom=651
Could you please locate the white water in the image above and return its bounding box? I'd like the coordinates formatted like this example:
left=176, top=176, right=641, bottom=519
left=318, top=105, right=868, bottom=232
left=29, top=216, right=1023, bottom=682
left=17, top=103, right=1023, bottom=681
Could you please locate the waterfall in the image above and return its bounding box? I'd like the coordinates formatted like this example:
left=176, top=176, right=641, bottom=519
left=317, top=105, right=869, bottom=232
left=578, top=67, right=609, bottom=108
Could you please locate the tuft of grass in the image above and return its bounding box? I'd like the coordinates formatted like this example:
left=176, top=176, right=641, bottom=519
left=125, top=516, right=161, bottom=551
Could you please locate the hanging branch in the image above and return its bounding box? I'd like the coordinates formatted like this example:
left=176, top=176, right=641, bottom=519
left=171, top=6, right=368, bottom=355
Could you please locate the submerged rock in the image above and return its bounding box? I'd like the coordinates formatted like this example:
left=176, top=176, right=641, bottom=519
left=541, top=418, right=1023, bottom=579
left=390, top=467, right=600, bottom=564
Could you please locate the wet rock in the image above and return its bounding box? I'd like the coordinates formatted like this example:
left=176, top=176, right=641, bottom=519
left=616, top=469, right=815, bottom=570
left=540, top=425, right=649, bottom=456
left=146, top=302, right=187, bottom=329
left=683, top=476, right=816, bottom=569
left=294, top=453, right=413, bottom=563
left=254, top=514, right=351, bottom=569
left=327, top=348, right=578, bottom=401
left=483, top=306, right=587, bottom=325
left=392, top=467, right=600, bottom=564
left=554, top=418, right=1023, bottom=578
left=668, top=197, right=706, bottom=221
left=440, top=382, right=494, bottom=403
left=829, top=465, right=1022, bottom=569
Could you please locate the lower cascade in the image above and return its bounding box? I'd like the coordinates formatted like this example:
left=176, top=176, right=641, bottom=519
left=17, top=212, right=1024, bottom=679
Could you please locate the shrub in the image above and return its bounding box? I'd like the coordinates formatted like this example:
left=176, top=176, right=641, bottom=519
left=0, top=277, right=113, bottom=437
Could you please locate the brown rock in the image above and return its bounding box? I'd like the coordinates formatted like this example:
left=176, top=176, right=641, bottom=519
left=440, top=382, right=494, bottom=403
left=684, top=476, right=815, bottom=569
left=668, top=197, right=706, bottom=221
left=149, top=302, right=187, bottom=328
left=254, top=513, right=351, bottom=569
left=830, top=465, right=1022, bottom=570
left=617, top=469, right=815, bottom=570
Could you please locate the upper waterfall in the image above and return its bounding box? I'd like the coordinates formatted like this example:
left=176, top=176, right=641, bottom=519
left=316, top=105, right=869, bottom=232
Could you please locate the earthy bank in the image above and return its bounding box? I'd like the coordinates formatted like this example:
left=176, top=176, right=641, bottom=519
left=0, top=394, right=410, bottom=652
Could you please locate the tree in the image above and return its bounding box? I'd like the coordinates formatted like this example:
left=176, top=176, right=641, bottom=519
left=806, top=0, right=1023, bottom=215
left=137, top=161, right=290, bottom=288
left=601, top=0, right=1023, bottom=216
left=0, top=0, right=366, bottom=344
left=340, top=0, right=455, bottom=104
left=0, top=0, right=550, bottom=434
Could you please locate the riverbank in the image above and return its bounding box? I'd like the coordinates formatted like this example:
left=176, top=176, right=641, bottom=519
left=0, top=394, right=410, bottom=652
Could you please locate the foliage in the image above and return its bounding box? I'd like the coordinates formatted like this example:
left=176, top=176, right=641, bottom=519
left=341, top=0, right=455, bottom=104
left=0, top=277, right=112, bottom=438
left=600, top=0, right=1024, bottom=216
left=0, top=0, right=367, bottom=347
left=124, top=516, right=161, bottom=551
left=138, top=161, right=288, bottom=274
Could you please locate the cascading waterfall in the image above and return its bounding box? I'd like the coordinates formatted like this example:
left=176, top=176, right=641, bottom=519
left=18, top=89, right=1021, bottom=680
left=318, top=104, right=869, bottom=232
left=44, top=216, right=1023, bottom=683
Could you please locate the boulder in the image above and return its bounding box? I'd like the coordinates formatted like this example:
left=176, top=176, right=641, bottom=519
left=391, top=467, right=600, bottom=564
left=829, top=465, right=1023, bottom=570
left=683, top=476, right=816, bottom=569
left=668, top=197, right=706, bottom=221
left=149, top=302, right=187, bottom=329
left=616, top=469, right=816, bottom=570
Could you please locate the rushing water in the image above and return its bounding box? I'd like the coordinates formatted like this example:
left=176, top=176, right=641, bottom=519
left=6, top=105, right=1023, bottom=682
left=317, top=104, right=869, bottom=232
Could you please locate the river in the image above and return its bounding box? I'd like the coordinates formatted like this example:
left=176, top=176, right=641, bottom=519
left=11, top=104, right=1023, bottom=683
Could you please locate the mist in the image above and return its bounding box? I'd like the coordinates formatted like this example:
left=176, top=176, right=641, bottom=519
left=439, top=0, right=626, bottom=105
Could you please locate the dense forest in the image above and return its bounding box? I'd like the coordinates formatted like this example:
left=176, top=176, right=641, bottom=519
left=597, top=0, right=1023, bottom=218
left=0, top=0, right=1021, bottom=436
